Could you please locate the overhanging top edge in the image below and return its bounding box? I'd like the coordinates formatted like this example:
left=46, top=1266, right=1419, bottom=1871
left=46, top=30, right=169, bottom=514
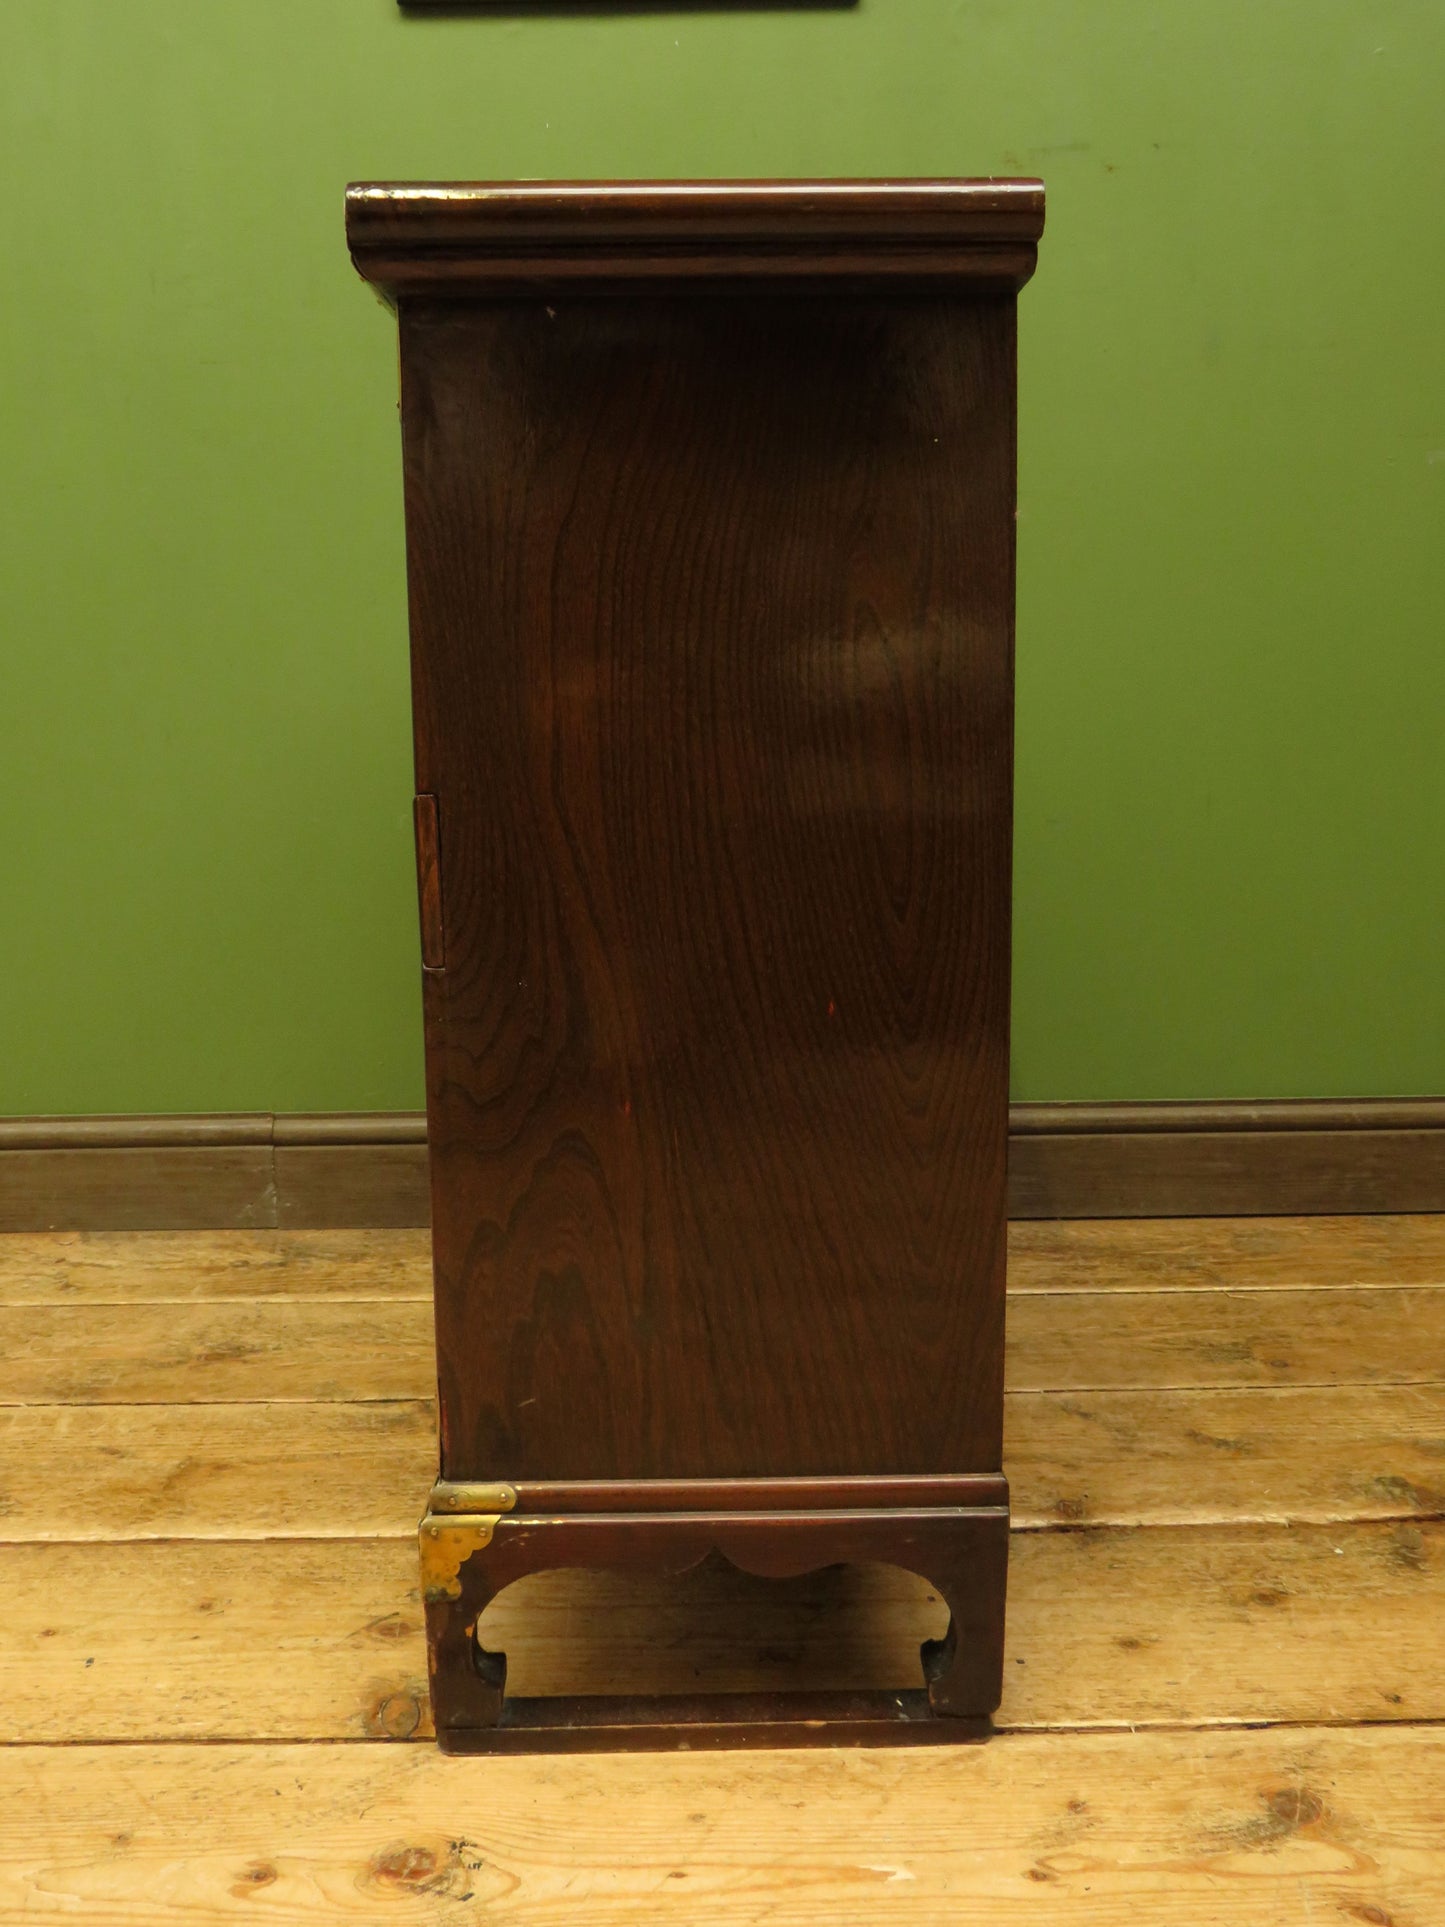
left=345, top=177, right=1045, bottom=294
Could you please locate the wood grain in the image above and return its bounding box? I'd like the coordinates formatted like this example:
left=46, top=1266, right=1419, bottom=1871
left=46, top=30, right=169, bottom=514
left=422, top=1505, right=1009, bottom=1740
left=7, top=1116, right=1445, bottom=1234
left=4, top=1216, right=1441, bottom=1308
left=1003, top=1517, right=1445, bottom=1729
left=1010, top=1100, right=1445, bottom=1135
left=405, top=288, right=1017, bottom=1482
left=0, top=1303, right=431, bottom=1403
left=0, top=1116, right=432, bottom=1233
left=0, top=1402, right=437, bottom=1540
left=1011, top=1383, right=1445, bottom=1528
left=1008, top=1212, right=1445, bottom=1291
left=1009, top=1285, right=1445, bottom=1391
left=6, top=1383, right=1443, bottom=1540
left=3, top=1727, right=1441, bottom=1922
left=2, top=1216, right=1444, bottom=1913
left=273, top=1146, right=431, bottom=1232
left=5, top=1284, right=1439, bottom=1402
left=0, top=1147, right=277, bottom=1234
left=1011, top=1123, right=1445, bottom=1218
left=0, top=1228, right=433, bottom=1305
left=347, top=177, right=1046, bottom=296
left=3, top=1521, right=1440, bottom=1743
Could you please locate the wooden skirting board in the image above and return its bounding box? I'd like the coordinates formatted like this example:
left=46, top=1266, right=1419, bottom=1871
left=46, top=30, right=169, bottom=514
left=0, top=1099, right=1442, bottom=1231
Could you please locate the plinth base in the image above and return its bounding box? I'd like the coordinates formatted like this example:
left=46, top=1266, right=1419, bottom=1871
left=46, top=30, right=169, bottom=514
left=421, top=1480, right=1009, bottom=1754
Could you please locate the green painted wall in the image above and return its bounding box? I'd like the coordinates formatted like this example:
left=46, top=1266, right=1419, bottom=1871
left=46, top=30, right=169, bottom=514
left=3, top=0, right=1442, bottom=1115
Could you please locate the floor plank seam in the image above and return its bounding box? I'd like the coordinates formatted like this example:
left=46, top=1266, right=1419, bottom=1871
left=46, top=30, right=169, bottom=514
left=1016, top=1282, right=1445, bottom=1296
left=6, top=1511, right=1442, bottom=1551
left=5, top=1713, right=1445, bottom=1752
left=1011, top=1282, right=1445, bottom=1293
left=1009, top=1379, right=1445, bottom=1394
left=10, top=1378, right=1445, bottom=1409
left=12, top=1285, right=1442, bottom=1303
left=0, top=1296, right=436, bottom=1308
left=0, top=1396, right=437, bottom=1410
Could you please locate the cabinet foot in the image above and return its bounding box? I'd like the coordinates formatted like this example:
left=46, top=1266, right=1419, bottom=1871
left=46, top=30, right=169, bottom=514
left=422, top=1495, right=1008, bottom=1752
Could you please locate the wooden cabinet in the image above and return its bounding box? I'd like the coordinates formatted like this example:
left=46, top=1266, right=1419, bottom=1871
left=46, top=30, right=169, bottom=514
left=347, top=178, right=1044, bottom=1750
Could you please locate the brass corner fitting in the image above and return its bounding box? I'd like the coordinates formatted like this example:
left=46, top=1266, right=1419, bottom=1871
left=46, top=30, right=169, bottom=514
left=418, top=1479, right=518, bottom=1601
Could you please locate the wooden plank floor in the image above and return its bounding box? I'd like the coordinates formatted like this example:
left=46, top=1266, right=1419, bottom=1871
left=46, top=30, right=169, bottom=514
left=2, top=1217, right=1443, bottom=1922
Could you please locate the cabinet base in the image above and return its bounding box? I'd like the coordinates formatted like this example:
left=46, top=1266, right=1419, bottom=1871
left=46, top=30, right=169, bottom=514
left=422, top=1485, right=1008, bottom=1753
left=436, top=1691, right=992, bottom=1755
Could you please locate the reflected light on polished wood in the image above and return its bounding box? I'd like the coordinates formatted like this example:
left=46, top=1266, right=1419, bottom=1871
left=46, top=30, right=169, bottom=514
left=348, top=177, right=1045, bottom=1748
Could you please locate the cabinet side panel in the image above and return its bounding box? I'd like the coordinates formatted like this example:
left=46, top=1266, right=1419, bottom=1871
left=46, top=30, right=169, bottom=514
left=400, top=294, right=1014, bottom=1480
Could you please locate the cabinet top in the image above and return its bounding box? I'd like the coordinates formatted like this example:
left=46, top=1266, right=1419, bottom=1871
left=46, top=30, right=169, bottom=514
left=345, top=178, right=1044, bottom=300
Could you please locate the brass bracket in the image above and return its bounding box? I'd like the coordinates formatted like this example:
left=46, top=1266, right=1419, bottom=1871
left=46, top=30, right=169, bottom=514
left=419, top=1482, right=519, bottom=1601
left=419, top=1514, right=502, bottom=1602
left=429, top=1480, right=519, bottom=1516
